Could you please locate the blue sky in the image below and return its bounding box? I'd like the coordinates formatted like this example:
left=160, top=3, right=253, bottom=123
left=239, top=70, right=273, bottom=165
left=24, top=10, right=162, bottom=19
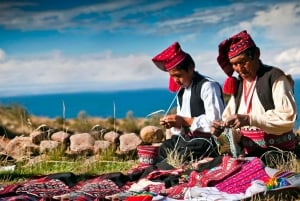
left=0, top=0, right=299, bottom=96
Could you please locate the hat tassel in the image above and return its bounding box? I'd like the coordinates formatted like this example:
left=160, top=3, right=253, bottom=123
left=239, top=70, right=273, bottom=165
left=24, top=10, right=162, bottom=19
left=223, top=76, right=237, bottom=95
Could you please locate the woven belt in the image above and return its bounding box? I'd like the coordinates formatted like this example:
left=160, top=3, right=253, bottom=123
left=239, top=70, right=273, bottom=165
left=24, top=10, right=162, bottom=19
left=240, top=128, right=295, bottom=153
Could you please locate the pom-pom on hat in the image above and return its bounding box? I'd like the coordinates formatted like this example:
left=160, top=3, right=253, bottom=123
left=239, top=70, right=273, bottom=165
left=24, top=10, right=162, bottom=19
left=168, top=76, right=180, bottom=92
left=152, top=42, right=187, bottom=72
left=222, top=76, right=238, bottom=95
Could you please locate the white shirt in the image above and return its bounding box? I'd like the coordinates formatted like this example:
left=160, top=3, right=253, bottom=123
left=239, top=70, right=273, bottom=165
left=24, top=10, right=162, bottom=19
left=171, top=77, right=225, bottom=134
left=222, top=75, right=296, bottom=134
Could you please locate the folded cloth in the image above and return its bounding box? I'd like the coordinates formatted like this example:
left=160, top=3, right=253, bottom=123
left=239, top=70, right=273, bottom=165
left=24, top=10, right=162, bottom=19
left=215, top=157, right=270, bottom=194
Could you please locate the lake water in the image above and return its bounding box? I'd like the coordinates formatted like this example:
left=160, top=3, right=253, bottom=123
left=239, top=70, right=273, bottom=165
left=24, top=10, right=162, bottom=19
left=0, top=79, right=299, bottom=129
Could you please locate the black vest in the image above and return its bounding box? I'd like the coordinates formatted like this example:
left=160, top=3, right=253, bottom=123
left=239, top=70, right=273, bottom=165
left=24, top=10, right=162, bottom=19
left=234, top=64, right=286, bottom=113
left=178, top=72, right=208, bottom=117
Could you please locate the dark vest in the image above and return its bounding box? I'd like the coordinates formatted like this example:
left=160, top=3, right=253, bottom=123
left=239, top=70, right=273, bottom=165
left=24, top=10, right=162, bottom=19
left=177, top=72, right=208, bottom=117
left=234, top=64, right=285, bottom=113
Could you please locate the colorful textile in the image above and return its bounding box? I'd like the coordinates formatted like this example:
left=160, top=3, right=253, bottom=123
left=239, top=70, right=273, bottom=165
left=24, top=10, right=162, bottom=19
left=241, top=128, right=296, bottom=154
left=215, top=157, right=270, bottom=194
left=137, top=145, right=159, bottom=167
left=145, top=168, right=183, bottom=180
left=227, top=30, right=256, bottom=59
left=15, top=177, right=70, bottom=198
left=165, top=183, right=188, bottom=200
left=199, top=155, right=243, bottom=187
left=72, top=177, right=121, bottom=198
left=125, top=194, right=153, bottom=201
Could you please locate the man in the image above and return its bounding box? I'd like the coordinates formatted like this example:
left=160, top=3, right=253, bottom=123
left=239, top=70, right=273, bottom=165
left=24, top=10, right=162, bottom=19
left=152, top=42, right=224, bottom=163
left=211, top=30, right=297, bottom=157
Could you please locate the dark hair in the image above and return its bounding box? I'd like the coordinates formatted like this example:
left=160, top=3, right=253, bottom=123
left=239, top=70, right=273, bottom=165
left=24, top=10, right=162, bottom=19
left=175, top=54, right=195, bottom=71
left=243, top=46, right=258, bottom=60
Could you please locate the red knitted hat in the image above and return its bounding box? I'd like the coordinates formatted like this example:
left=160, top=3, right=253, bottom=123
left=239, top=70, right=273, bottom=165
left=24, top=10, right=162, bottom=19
left=217, top=30, right=256, bottom=76
left=228, top=30, right=256, bottom=59
left=152, top=42, right=187, bottom=72
left=217, top=30, right=256, bottom=95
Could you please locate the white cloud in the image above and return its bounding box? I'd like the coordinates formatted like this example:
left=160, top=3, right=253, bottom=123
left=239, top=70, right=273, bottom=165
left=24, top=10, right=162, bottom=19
left=275, top=48, right=300, bottom=64
left=273, top=48, right=300, bottom=76
left=251, top=2, right=300, bottom=46
left=0, top=50, right=169, bottom=96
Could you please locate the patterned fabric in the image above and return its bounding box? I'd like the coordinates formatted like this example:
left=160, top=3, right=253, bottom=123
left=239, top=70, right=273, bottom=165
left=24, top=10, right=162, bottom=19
left=199, top=156, right=243, bottom=187
left=145, top=168, right=183, bottom=180
left=215, top=157, right=270, bottom=194
left=148, top=183, right=166, bottom=194
left=0, top=194, right=37, bottom=201
left=72, top=177, right=121, bottom=198
left=15, top=177, right=70, bottom=198
left=165, top=183, right=188, bottom=200
left=186, top=156, right=243, bottom=189
left=241, top=128, right=296, bottom=154
left=0, top=183, right=21, bottom=196
left=227, top=30, right=256, bottom=59
left=137, top=145, right=159, bottom=166
left=152, top=42, right=187, bottom=71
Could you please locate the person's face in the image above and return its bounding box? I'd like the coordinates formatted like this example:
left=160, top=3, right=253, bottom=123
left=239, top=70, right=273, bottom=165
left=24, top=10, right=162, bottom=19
left=168, top=66, right=194, bottom=88
left=230, top=53, right=259, bottom=81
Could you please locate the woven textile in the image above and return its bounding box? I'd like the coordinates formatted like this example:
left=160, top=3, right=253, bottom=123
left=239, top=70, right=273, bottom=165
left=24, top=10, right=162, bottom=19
left=137, top=145, right=159, bottom=166
left=215, top=157, right=270, bottom=194
left=15, top=177, right=70, bottom=198
left=241, top=128, right=296, bottom=154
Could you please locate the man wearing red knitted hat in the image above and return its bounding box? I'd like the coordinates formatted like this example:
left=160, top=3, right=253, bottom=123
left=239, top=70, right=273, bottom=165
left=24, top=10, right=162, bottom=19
left=211, top=30, right=297, bottom=158
left=152, top=42, right=225, bottom=163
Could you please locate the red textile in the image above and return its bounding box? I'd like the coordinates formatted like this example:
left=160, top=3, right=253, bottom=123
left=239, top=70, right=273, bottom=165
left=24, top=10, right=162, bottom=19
left=227, top=30, right=256, bottom=59
left=222, top=76, right=238, bottom=95
left=137, top=145, right=159, bottom=166
left=215, top=157, right=270, bottom=194
left=168, top=76, right=180, bottom=92
left=241, top=129, right=296, bottom=154
left=125, top=195, right=153, bottom=201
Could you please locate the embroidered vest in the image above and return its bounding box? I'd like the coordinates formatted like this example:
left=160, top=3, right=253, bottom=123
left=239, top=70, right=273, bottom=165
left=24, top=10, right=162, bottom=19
left=234, top=64, right=286, bottom=113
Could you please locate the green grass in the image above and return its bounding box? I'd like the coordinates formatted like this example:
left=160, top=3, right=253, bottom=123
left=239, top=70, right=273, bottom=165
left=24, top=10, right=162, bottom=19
left=0, top=144, right=138, bottom=184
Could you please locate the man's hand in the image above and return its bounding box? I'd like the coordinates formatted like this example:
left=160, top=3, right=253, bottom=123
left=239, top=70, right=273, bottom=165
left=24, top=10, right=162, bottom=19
left=225, top=114, right=250, bottom=129
left=160, top=114, right=184, bottom=129
left=210, top=120, right=225, bottom=137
